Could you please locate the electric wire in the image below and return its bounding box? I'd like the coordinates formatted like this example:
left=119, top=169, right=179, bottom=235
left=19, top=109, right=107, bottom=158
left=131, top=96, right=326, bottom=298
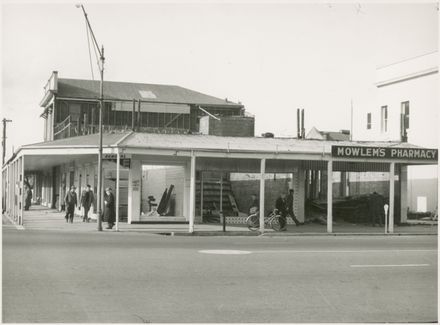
left=85, top=18, right=95, bottom=80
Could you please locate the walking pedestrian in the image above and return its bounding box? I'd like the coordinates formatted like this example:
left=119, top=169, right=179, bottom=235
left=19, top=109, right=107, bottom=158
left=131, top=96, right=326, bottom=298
left=81, top=184, right=94, bottom=222
left=64, top=186, right=77, bottom=223
left=286, top=189, right=301, bottom=226
left=275, top=193, right=288, bottom=231
left=104, top=187, right=115, bottom=229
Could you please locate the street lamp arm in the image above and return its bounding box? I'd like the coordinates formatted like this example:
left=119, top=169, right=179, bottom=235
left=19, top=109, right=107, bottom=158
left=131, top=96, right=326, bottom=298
left=78, top=4, right=103, bottom=59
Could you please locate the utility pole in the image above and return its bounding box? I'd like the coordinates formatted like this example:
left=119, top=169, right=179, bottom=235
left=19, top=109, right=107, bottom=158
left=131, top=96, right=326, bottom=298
left=77, top=4, right=105, bottom=231
left=2, top=118, right=12, bottom=165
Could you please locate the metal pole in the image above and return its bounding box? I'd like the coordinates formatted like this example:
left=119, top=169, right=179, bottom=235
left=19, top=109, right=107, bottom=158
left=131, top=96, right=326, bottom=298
left=296, top=109, right=300, bottom=138
left=384, top=204, right=389, bottom=234
left=327, top=160, right=333, bottom=233
left=2, top=118, right=12, bottom=166
left=137, top=100, right=141, bottom=130
left=20, top=156, right=24, bottom=226
left=116, top=151, right=120, bottom=231
left=200, top=171, right=204, bottom=220
left=259, top=158, right=266, bottom=233
left=76, top=5, right=104, bottom=231
left=220, top=177, right=225, bottom=232
left=132, top=99, right=135, bottom=131
left=189, top=152, right=196, bottom=233
left=389, top=162, right=395, bottom=233
left=96, top=46, right=104, bottom=232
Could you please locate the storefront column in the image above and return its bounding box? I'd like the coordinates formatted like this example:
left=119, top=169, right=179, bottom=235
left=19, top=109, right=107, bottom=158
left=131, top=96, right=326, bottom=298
left=188, top=152, right=196, bottom=233
left=400, top=165, right=408, bottom=223
left=20, top=156, right=24, bottom=225
left=127, top=159, right=141, bottom=224
left=115, top=151, right=120, bottom=231
left=259, top=158, right=266, bottom=233
left=327, top=160, right=333, bottom=233
left=389, top=162, right=395, bottom=233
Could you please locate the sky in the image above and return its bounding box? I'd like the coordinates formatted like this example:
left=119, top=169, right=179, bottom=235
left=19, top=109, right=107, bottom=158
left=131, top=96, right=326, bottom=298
left=1, top=1, right=438, bottom=160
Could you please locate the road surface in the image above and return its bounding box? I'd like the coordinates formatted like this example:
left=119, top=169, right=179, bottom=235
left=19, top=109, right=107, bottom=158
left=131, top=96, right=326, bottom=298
left=2, top=228, right=437, bottom=323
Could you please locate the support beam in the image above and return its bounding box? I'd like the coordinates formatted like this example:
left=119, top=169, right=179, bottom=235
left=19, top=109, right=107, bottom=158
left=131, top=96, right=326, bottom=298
left=115, top=151, right=120, bottom=231
left=127, top=159, right=141, bottom=224
left=400, top=165, right=408, bottom=223
left=20, top=156, right=24, bottom=225
left=327, top=160, right=333, bottom=233
left=259, top=158, right=266, bottom=233
left=200, top=171, right=204, bottom=220
left=189, top=152, right=196, bottom=233
left=389, top=162, right=395, bottom=233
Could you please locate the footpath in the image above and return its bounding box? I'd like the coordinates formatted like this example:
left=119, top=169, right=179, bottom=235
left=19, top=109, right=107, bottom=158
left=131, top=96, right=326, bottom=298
left=3, top=205, right=438, bottom=236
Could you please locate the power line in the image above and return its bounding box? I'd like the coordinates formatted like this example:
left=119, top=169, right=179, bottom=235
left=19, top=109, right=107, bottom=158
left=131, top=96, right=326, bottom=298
left=85, top=17, right=95, bottom=80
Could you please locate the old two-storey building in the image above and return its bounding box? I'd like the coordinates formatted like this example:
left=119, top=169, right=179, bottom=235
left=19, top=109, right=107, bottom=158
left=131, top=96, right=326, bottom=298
left=2, top=71, right=438, bottom=233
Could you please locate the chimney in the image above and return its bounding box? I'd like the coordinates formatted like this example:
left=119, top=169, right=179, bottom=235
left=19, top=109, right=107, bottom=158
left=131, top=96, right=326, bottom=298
left=301, top=109, right=305, bottom=138
left=297, top=109, right=301, bottom=138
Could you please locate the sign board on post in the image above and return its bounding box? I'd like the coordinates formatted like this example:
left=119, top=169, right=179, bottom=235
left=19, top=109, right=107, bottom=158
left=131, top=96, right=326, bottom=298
left=103, top=153, right=125, bottom=160
left=332, top=145, right=438, bottom=161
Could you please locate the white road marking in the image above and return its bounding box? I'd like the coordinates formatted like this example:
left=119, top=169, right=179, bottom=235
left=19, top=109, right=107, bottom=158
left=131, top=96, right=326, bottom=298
left=199, top=250, right=252, bottom=255
left=253, top=249, right=437, bottom=254
left=350, top=264, right=430, bottom=268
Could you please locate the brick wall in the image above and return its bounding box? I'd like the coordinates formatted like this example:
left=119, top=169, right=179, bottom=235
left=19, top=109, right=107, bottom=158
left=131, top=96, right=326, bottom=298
left=230, top=178, right=290, bottom=216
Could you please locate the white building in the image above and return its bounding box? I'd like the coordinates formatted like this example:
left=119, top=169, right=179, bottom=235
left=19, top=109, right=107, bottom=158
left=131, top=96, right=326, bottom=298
left=356, top=51, right=438, bottom=213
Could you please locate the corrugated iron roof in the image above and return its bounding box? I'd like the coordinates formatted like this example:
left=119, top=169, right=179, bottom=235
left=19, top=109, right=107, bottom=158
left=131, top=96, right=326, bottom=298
left=20, top=132, right=423, bottom=155
left=120, top=133, right=420, bottom=154
left=55, top=78, right=243, bottom=108
left=22, top=131, right=130, bottom=148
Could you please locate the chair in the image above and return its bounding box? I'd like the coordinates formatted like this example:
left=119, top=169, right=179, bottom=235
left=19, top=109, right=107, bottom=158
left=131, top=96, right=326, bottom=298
left=148, top=196, right=157, bottom=211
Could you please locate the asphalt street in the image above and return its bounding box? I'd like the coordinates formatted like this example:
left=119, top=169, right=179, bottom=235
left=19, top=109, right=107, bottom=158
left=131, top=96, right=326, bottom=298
left=2, top=228, right=438, bottom=323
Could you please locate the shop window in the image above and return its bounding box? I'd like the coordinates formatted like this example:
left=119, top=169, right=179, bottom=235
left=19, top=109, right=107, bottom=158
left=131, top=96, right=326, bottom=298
left=401, top=101, right=410, bottom=141
left=380, top=106, right=387, bottom=132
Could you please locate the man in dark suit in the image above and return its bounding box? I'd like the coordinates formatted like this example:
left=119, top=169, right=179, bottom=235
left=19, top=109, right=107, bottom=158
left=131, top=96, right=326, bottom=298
left=81, top=184, right=94, bottom=222
left=64, top=186, right=77, bottom=223
left=275, top=193, right=288, bottom=231
left=104, top=187, right=115, bottom=229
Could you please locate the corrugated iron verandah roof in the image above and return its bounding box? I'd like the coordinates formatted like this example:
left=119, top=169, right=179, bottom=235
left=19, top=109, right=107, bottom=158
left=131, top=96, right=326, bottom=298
left=14, top=132, right=436, bottom=171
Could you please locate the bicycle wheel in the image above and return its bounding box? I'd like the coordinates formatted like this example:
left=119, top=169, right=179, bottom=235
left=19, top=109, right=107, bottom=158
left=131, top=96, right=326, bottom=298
left=246, top=214, right=260, bottom=231
left=270, top=215, right=282, bottom=232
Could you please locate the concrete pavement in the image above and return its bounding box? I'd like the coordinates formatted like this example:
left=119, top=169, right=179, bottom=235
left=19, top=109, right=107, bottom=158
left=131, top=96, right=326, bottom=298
left=12, top=205, right=439, bottom=236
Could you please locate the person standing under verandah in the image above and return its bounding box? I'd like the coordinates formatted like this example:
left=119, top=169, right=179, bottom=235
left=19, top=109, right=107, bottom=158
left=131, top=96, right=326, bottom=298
left=275, top=193, right=288, bottom=231
left=104, top=187, right=115, bottom=230
left=81, top=184, right=94, bottom=222
left=24, top=186, right=32, bottom=211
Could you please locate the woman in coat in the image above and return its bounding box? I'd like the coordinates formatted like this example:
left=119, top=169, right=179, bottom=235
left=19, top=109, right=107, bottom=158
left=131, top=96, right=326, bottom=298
left=104, top=187, right=115, bottom=229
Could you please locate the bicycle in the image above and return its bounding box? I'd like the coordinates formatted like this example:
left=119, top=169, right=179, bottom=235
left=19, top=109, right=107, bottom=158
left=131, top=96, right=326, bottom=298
left=246, top=209, right=282, bottom=232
